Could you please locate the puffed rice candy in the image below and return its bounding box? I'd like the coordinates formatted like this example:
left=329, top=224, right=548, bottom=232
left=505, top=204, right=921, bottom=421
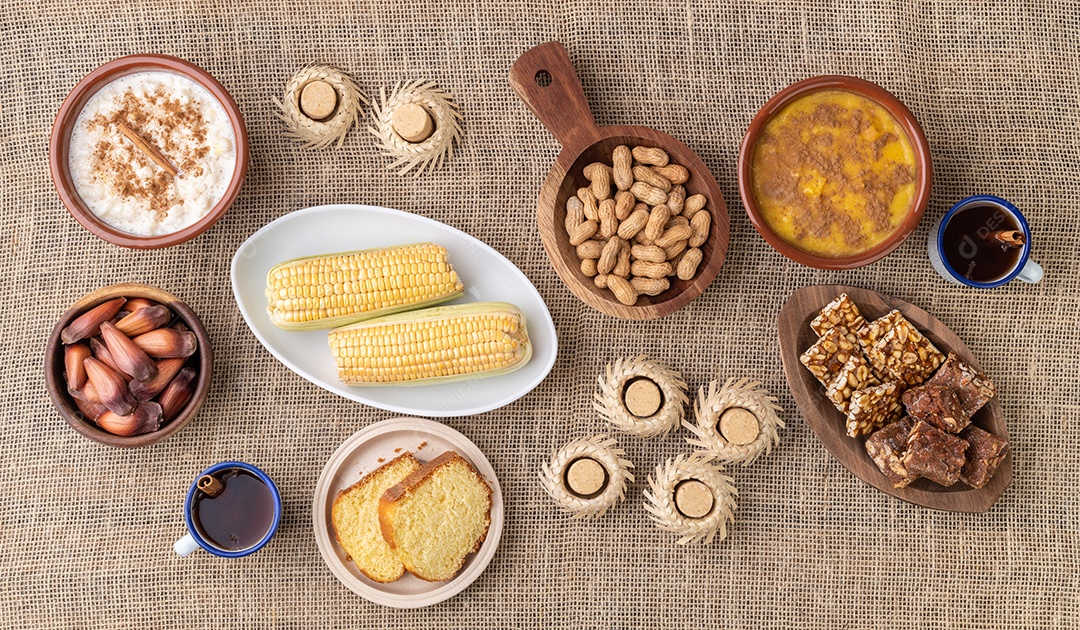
left=845, top=381, right=904, bottom=437
left=810, top=293, right=866, bottom=346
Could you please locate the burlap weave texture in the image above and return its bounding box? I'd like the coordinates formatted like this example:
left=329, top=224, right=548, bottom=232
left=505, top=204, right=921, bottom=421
left=1, top=1, right=1077, bottom=628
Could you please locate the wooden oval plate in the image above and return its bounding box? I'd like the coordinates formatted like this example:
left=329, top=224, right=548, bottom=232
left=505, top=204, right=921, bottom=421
left=312, top=417, right=504, bottom=608
left=777, top=285, right=1012, bottom=512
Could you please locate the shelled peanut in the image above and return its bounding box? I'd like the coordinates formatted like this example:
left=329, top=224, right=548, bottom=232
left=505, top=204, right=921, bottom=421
left=60, top=296, right=199, bottom=437
left=564, top=146, right=710, bottom=306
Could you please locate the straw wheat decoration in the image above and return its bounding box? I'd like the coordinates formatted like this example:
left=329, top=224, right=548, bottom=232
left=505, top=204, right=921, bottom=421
left=273, top=65, right=367, bottom=149
left=684, top=377, right=785, bottom=466
left=539, top=435, right=634, bottom=520
left=643, top=452, right=738, bottom=545
left=593, top=355, right=689, bottom=438
left=368, top=80, right=463, bottom=176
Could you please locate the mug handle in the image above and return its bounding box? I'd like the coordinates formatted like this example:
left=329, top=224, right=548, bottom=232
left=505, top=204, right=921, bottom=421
left=174, top=533, right=200, bottom=557
left=1017, top=258, right=1044, bottom=284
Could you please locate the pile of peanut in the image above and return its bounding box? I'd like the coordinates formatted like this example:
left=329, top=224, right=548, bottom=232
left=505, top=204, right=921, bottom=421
left=564, top=146, right=710, bottom=306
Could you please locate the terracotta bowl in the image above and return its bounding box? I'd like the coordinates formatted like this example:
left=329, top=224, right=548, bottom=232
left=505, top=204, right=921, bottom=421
left=510, top=42, right=729, bottom=320
left=44, top=283, right=213, bottom=447
left=737, top=75, right=932, bottom=270
left=49, top=54, right=249, bottom=249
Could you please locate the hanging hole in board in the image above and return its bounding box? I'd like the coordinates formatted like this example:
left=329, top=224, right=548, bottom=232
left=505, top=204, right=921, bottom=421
left=534, top=70, right=552, bottom=87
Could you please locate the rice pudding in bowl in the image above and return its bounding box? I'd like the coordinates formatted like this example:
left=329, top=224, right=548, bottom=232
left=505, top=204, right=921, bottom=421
left=738, top=76, right=931, bottom=270
left=50, top=55, right=248, bottom=248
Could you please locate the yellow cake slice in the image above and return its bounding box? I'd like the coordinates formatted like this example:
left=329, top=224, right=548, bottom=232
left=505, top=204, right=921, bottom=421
left=331, top=453, right=422, bottom=582
left=378, top=451, right=493, bottom=582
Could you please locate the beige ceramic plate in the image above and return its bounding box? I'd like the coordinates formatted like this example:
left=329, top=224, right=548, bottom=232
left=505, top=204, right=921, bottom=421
left=312, top=417, right=504, bottom=608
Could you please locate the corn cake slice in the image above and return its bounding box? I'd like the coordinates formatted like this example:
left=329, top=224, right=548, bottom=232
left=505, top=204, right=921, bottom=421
left=810, top=293, right=866, bottom=345
left=378, top=451, right=493, bottom=582
left=845, top=381, right=904, bottom=437
left=331, top=453, right=422, bottom=583
left=800, top=328, right=858, bottom=388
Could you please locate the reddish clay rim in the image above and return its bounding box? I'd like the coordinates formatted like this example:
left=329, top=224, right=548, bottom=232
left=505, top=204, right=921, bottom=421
left=49, top=54, right=249, bottom=249
left=737, top=75, right=932, bottom=270
left=44, top=283, right=213, bottom=448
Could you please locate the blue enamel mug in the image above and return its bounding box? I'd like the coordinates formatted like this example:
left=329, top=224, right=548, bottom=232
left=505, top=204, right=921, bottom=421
left=173, top=461, right=282, bottom=558
left=927, top=195, right=1044, bottom=288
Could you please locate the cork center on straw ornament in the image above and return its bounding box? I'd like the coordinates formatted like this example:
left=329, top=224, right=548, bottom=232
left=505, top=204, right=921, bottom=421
left=564, top=457, right=610, bottom=498
left=391, top=102, right=435, bottom=143
left=718, top=407, right=760, bottom=445
left=299, top=80, right=338, bottom=121
left=674, top=479, right=714, bottom=519
left=623, top=377, right=663, bottom=417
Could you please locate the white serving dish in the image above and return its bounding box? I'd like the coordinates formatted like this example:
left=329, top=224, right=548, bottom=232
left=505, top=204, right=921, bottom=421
left=230, top=204, right=558, bottom=417
left=312, top=417, right=504, bottom=608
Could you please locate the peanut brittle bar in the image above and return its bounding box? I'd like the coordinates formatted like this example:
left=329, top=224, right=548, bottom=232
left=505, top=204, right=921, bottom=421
left=901, top=420, right=969, bottom=487
left=846, top=381, right=904, bottom=437
left=810, top=293, right=866, bottom=345
left=800, top=327, right=858, bottom=387
left=903, top=384, right=968, bottom=433
left=868, top=319, right=944, bottom=387
left=958, top=425, right=1009, bottom=489
left=825, top=353, right=879, bottom=413
left=927, top=353, right=996, bottom=420
left=865, top=417, right=917, bottom=488
left=856, top=309, right=904, bottom=378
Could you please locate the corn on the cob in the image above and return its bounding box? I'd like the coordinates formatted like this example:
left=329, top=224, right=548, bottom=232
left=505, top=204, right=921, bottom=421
left=265, top=243, right=465, bottom=331
left=328, top=302, right=531, bottom=385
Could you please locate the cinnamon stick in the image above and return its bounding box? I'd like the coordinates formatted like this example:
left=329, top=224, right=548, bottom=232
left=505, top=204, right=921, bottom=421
left=984, top=230, right=1025, bottom=248
left=115, top=122, right=178, bottom=177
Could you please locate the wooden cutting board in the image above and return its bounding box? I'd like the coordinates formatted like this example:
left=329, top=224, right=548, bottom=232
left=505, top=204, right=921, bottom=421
left=777, top=284, right=1012, bottom=513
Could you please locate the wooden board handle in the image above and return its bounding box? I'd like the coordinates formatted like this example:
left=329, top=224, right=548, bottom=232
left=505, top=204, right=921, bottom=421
left=509, top=41, right=600, bottom=154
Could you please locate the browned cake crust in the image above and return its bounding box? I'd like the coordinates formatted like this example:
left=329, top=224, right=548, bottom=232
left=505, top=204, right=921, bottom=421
left=377, top=450, right=493, bottom=581
left=331, top=452, right=420, bottom=583
left=959, top=425, right=1009, bottom=489
left=902, top=420, right=969, bottom=487
left=903, top=384, right=968, bottom=433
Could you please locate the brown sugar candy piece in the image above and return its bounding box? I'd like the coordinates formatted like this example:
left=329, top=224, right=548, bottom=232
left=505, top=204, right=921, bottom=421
left=867, top=318, right=944, bottom=387
left=718, top=408, right=760, bottom=445
left=810, top=293, right=866, bottom=346
left=300, top=80, right=339, bottom=121
left=825, top=353, right=879, bottom=413
left=927, top=353, right=996, bottom=420
left=800, top=327, right=857, bottom=388
left=565, top=458, right=609, bottom=497
left=901, top=420, right=969, bottom=487
left=845, top=381, right=904, bottom=437
left=674, top=479, right=714, bottom=518
left=865, top=418, right=918, bottom=488
left=902, top=384, right=968, bottom=433
left=624, top=378, right=663, bottom=417
left=958, top=425, right=1009, bottom=489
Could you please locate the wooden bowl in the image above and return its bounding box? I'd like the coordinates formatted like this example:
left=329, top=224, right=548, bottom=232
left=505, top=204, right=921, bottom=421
left=737, top=75, right=932, bottom=270
left=49, top=54, right=249, bottom=249
left=44, top=283, right=213, bottom=447
left=509, top=42, right=729, bottom=320
left=777, top=285, right=1011, bottom=512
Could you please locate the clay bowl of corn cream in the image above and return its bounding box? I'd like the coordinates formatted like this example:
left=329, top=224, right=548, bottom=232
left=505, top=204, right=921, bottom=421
left=49, top=55, right=249, bottom=249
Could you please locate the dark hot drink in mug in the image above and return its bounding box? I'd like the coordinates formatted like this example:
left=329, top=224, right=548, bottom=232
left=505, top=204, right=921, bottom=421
left=928, top=195, right=1043, bottom=288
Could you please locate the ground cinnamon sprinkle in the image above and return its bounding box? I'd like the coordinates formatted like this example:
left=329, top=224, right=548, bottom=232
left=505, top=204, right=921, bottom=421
left=751, top=90, right=917, bottom=257
left=84, top=85, right=210, bottom=222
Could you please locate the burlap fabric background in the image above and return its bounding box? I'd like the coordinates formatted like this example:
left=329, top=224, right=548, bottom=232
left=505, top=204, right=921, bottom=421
left=1, top=1, right=1076, bottom=627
